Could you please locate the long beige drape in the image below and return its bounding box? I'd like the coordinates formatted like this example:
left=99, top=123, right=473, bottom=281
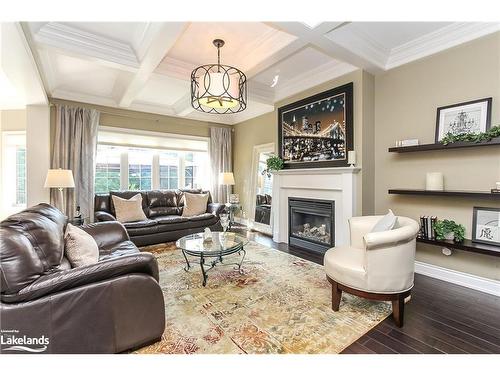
left=51, top=105, right=100, bottom=218
left=209, top=127, right=232, bottom=203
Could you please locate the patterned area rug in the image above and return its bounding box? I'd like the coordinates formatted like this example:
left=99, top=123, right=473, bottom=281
left=135, top=239, right=391, bottom=354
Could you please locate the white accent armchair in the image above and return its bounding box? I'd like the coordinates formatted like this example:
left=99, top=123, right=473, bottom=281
left=324, top=215, right=420, bottom=327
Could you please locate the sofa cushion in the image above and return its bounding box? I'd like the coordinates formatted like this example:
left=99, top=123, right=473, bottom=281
left=147, top=190, right=180, bottom=217
left=98, top=240, right=140, bottom=261
left=181, top=192, right=209, bottom=217
left=188, top=213, right=216, bottom=222
left=110, top=191, right=148, bottom=216
left=123, top=219, right=158, bottom=229
left=0, top=203, right=66, bottom=294
left=112, top=194, right=148, bottom=223
left=371, top=209, right=398, bottom=233
left=154, top=215, right=189, bottom=225
left=64, top=223, right=99, bottom=268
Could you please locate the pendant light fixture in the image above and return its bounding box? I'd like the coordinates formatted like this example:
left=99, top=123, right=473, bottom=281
left=191, top=39, right=247, bottom=114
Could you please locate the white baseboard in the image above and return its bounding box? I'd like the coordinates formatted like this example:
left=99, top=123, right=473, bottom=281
left=415, top=261, right=500, bottom=297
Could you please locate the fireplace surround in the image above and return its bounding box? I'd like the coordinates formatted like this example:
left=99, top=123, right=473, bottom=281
left=289, top=197, right=335, bottom=254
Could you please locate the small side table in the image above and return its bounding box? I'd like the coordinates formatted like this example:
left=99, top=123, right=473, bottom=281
left=225, top=203, right=241, bottom=229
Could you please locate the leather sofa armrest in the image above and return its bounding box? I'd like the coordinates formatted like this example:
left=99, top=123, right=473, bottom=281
left=80, top=221, right=130, bottom=250
left=95, top=210, right=116, bottom=222
left=363, top=225, right=419, bottom=250
left=207, top=202, right=225, bottom=217
left=3, top=253, right=159, bottom=303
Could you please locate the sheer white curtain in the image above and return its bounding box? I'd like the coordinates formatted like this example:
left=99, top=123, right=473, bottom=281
left=51, top=105, right=100, bottom=218
left=209, top=127, right=232, bottom=203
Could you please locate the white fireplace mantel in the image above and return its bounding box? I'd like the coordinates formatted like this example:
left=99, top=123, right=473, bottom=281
left=271, top=167, right=361, bottom=248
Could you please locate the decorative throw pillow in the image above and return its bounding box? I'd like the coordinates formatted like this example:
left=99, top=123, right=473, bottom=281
left=371, top=209, right=398, bottom=233
left=64, top=223, right=99, bottom=268
left=182, top=192, right=209, bottom=217
left=111, top=193, right=147, bottom=223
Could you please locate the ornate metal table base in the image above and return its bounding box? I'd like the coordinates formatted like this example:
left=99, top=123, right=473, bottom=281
left=181, top=246, right=246, bottom=287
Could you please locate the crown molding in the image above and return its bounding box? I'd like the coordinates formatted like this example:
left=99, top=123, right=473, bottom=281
left=386, top=22, right=500, bottom=69
left=274, top=60, right=358, bottom=102
left=34, top=22, right=140, bottom=69
left=51, top=89, right=118, bottom=108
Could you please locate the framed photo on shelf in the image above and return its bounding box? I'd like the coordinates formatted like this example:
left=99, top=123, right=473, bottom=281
left=277, top=82, right=353, bottom=169
left=435, top=97, right=492, bottom=142
left=472, top=207, right=500, bottom=246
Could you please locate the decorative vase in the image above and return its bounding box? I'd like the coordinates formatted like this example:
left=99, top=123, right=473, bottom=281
left=444, top=232, right=455, bottom=241
left=426, top=172, right=444, bottom=191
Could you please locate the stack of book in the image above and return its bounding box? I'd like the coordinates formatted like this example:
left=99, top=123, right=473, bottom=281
left=419, top=216, right=437, bottom=240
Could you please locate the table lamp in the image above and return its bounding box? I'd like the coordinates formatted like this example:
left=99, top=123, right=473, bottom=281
left=44, top=169, right=75, bottom=212
left=219, top=172, right=235, bottom=203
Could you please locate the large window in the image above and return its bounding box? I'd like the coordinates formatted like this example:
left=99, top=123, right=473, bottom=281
left=94, top=129, right=209, bottom=193
left=95, top=145, right=121, bottom=193
left=128, top=149, right=152, bottom=190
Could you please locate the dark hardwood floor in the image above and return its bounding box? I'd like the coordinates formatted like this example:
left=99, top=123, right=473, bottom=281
left=238, top=228, right=500, bottom=354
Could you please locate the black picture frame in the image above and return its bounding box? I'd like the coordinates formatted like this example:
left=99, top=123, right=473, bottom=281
left=278, top=82, right=354, bottom=169
left=435, top=97, right=492, bottom=143
left=472, top=206, right=500, bottom=246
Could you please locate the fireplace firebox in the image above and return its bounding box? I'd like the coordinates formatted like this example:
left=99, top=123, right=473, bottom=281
left=288, top=197, right=335, bottom=254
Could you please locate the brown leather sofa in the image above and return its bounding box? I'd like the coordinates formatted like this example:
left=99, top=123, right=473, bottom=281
left=94, top=189, right=224, bottom=247
left=0, top=204, right=165, bottom=354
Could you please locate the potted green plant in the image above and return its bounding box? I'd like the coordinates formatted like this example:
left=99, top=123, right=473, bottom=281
left=433, top=219, right=465, bottom=242
left=262, top=155, right=284, bottom=177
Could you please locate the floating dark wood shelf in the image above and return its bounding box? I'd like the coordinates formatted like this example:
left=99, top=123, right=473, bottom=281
left=417, top=237, right=500, bottom=257
left=388, top=138, right=500, bottom=153
left=388, top=189, right=499, bottom=199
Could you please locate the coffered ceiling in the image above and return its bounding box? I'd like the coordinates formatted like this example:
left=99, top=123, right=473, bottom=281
left=20, top=21, right=500, bottom=124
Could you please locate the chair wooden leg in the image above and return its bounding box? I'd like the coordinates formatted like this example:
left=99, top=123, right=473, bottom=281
left=331, top=280, right=342, bottom=311
left=392, top=294, right=405, bottom=327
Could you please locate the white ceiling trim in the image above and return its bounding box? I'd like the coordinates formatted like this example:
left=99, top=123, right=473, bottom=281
left=34, top=22, right=140, bottom=69
left=51, top=88, right=118, bottom=107
left=386, top=22, right=500, bottom=69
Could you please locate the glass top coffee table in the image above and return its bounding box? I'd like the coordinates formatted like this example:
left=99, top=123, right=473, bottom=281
left=176, top=232, right=249, bottom=286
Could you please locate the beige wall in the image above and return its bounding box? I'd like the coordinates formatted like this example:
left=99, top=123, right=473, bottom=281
left=0, top=109, right=27, bottom=131
left=233, top=69, right=376, bottom=220
left=374, top=32, right=500, bottom=280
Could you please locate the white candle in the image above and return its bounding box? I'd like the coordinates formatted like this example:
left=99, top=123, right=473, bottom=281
left=348, top=150, right=356, bottom=165
left=426, top=172, right=444, bottom=191
left=496, top=181, right=500, bottom=190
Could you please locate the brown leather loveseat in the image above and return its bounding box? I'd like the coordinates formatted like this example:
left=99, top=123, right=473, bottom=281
left=0, top=204, right=165, bottom=354
left=94, top=189, right=224, bottom=246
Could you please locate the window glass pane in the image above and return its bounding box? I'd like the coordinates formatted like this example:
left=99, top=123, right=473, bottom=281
left=183, top=151, right=207, bottom=189
left=15, top=147, right=26, bottom=205
left=95, top=145, right=121, bottom=193
left=159, top=152, right=179, bottom=189
left=128, top=149, right=152, bottom=191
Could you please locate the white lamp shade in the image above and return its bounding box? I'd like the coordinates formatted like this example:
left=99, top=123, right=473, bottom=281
left=197, top=72, right=240, bottom=109
left=219, top=172, right=235, bottom=185
left=44, top=169, right=75, bottom=188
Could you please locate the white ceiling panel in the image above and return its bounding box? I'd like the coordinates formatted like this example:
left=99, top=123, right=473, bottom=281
left=134, top=74, right=188, bottom=106
left=165, top=22, right=296, bottom=71
left=48, top=52, right=121, bottom=98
